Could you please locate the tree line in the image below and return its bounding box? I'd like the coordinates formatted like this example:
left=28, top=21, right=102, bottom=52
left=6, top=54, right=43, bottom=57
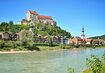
left=0, top=21, right=71, bottom=38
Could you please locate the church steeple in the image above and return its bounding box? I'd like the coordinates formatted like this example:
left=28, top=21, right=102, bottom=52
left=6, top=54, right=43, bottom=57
left=82, top=27, right=84, bottom=32
left=81, top=27, right=85, bottom=39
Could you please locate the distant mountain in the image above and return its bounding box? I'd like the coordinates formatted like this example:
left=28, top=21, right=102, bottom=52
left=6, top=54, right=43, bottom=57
left=90, top=34, right=105, bottom=40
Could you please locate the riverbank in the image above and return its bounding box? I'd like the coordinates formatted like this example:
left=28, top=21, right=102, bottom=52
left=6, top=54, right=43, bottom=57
left=0, top=50, right=33, bottom=54
left=0, top=45, right=105, bottom=54
left=0, top=49, right=68, bottom=54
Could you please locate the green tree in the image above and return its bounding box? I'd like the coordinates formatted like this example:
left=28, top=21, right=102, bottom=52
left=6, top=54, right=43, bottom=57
left=48, top=36, right=53, bottom=47
left=9, top=21, right=14, bottom=25
left=19, top=30, right=34, bottom=47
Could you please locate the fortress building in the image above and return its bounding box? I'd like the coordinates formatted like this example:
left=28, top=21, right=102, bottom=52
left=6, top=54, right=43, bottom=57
left=21, top=10, right=56, bottom=26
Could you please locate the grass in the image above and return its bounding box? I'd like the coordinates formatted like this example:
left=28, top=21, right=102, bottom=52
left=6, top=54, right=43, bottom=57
left=36, top=45, right=61, bottom=51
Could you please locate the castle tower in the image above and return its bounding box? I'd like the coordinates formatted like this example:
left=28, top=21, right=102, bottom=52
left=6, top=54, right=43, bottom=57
left=81, top=27, right=85, bottom=39
left=26, top=10, right=38, bottom=22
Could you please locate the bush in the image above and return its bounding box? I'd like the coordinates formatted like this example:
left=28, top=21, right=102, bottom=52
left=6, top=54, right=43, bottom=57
left=59, top=44, right=65, bottom=49
left=16, top=41, right=21, bottom=46
left=48, top=36, right=53, bottom=47
left=59, top=44, right=71, bottom=49
left=86, top=52, right=105, bottom=73
left=65, top=45, right=72, bottom=49
left=27, top=44, right=40, bottom=51
left=31, top=44, right=40, bottom=51
left=16, top=46, right=26, bottom=51
left=5, top=41, right=16, bottom=48
left=35, top=43, right=49, bottom=46
left=21, top=41, right=28, bottom=47
left=68, top=67, right=74, bottom=73
left=0, top=40, right=5, bottom=49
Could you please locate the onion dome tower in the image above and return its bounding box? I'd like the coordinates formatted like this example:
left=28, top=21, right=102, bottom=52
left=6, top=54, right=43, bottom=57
left=81, top=27, right=85, bottom=39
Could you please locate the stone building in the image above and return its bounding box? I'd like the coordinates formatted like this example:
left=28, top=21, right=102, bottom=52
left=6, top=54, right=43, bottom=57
left=21, top=10, right=56, bottom=26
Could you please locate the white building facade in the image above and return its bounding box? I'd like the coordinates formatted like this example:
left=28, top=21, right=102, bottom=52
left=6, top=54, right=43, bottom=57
left=25, top=10, right=56, bottom=26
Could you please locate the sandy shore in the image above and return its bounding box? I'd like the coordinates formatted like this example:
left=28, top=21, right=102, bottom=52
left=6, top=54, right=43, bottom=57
left=0, top=51, right=33, bottom=54
left=0, top=48, right=78, bottom=54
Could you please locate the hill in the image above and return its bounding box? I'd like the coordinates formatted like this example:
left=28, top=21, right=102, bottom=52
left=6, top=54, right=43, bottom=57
left=0, top=22, right=71, bottom=38
left=90, top=34, right=105, bottom=40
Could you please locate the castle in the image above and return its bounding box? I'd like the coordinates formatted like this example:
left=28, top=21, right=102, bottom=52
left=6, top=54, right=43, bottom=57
left=21, top=10, right=56, bottom=26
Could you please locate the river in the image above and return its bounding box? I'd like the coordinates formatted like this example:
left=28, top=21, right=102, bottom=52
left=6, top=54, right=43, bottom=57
left=0, top=48, right=105, bottom=73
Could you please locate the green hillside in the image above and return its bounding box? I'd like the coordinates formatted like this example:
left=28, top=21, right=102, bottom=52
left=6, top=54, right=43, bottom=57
left=90, top=35, right=105, bottom=40
left=0, top=21, right=71, bottom=38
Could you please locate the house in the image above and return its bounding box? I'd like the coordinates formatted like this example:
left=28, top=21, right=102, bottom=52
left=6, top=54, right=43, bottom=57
left=52, top=36, right=59, bottom=44
left=0, top=32, right=10, bottom=40
left=85, top=38, right=92, bottom=45
left=92, top=39, right=104, bottom=45
left=9, top=32, right=19, bottom=41
left=0, top=32, right=19, bottom=41
left=21, top=10, right=56, bottom=26
left=70, top=37, right=85, bottom=45
left=69, top=37, right=92, bottom=45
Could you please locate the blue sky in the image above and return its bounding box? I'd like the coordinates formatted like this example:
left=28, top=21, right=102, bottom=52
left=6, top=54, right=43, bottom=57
left=0, top=0, right=105, bottom=37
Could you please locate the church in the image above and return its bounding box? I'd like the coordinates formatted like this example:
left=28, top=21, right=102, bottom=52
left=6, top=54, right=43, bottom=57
left=70, top=27, right=92, bottom=45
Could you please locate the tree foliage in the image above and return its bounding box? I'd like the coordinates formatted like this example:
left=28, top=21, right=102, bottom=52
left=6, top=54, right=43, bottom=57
left=91, top=35, right=105, bottom=41
left=19, top=30, right=33, bottom=47
left=0, top=22, right=71, bottom=38
left=19, top=30, right=33, bottom=42
left=86, top=51, right=105, bottom=73
left=34, top=23, right=71, bottom=37
left=48, top=36, right=53, bottom=47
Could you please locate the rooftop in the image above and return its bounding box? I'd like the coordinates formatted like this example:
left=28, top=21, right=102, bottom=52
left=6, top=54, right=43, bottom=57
left=38, top=15, right=52, bottom=20
left=28, top=10, right=38, bottom=15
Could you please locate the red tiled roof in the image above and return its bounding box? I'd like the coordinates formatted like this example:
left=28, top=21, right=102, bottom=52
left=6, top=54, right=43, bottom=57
left=38, top=15, right=52, bottom=20
left=75, top=37, right=83, bottom=41
left=84, top=38, right=92, bottom=42
left=28, top=10, right=37, bottom=15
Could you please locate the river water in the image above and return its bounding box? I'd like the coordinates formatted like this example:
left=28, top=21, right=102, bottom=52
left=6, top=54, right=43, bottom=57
left=0, top=48, right=105, bottom=73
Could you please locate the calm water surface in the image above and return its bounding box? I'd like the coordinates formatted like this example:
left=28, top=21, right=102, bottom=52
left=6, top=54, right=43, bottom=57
left=0, top=48, right=105, bottom=73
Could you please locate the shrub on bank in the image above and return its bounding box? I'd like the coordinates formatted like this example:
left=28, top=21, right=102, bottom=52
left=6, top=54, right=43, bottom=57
left=68, top=67, right=74, bottom=73
left=4, top=41, right=16, bottom=49
left=59, top=44, right=72, bottom=49
left=0, top=40, right=5, bottom=49
left=83, top=51, right=105, bottom=73
left=21, top=42, right=40, bottom=51
left=30, top=44, right=40, bottom=51
left=9, top=41, right=16, bottom=48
